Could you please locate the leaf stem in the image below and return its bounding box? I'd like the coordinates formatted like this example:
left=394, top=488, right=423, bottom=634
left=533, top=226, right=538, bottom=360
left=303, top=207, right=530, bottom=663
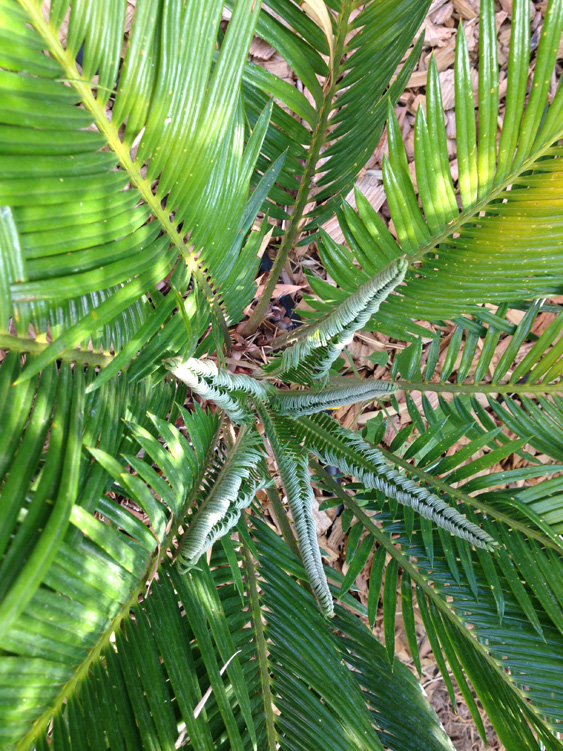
left=265, top=485, right=301, bottom=559
left=396, top=379, right=563, bottom=395
left=242, top=1, right=353, bottom=335
left=0, top=334, right=115, bottom=368
left=242, top=532, right=278, bottom=751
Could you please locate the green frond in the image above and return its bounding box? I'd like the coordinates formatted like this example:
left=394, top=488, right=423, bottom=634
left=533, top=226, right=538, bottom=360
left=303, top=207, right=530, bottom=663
left=314, top=465, right=563, bottom=751
left=313, top=0, right=563, bottom=325
left=248, top=0, right=429, bottom=213
left=26, top=523, right=454, bottom=751
left=242, top=0, right=428, bottom=331
left=1, top=0, right=271, bottom=373
left=0, top=356, right=196, bottom=748
left=392, top=300, right=563, bottom=392
left=389, top=306, right=563, bottom=533
left=40, top=562, right=261, bottom=751
left=90, top=406, right=221, bottom=532
left=252, top=519, right=455, bottom=751
left=320, top=468, right=563, bottom=751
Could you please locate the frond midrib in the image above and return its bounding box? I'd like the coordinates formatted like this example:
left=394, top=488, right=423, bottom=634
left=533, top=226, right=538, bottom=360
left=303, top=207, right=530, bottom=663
left=397, top=379, right=563, bottom=395
left=242, top=537, right=277, bottom=751
left=0, top=332, right=115, bottom=368
left=244, top=0, right=354, bottom=333
left=18, top=0, right=229, bottom=339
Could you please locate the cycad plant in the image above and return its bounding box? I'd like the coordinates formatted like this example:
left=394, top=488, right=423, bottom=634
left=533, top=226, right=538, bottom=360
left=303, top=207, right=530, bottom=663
left=1, top=1, right=563, bottom=750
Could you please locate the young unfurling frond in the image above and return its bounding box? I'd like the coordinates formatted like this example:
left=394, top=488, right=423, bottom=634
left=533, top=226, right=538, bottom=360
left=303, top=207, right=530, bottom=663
left=294, top=412, right=495, bottom=550
left=256, top=402, right=334, bottom=617
left=263, top=258, right=408, bottom=382
left=166, top=351, right=494, bottom=597
left=175, top=426, right=265, bottom=572
left=166, top=356, right=271, bottom=423
left=271, top=378, right=398, bottom=417
left=168, top=357, right=274, bottom=400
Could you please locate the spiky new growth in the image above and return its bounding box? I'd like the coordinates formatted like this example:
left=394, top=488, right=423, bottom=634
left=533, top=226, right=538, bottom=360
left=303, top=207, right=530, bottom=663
left=167, top=356, right=272, bottom=423
left=294, top=413, right=495, bottom=550
left=271, top=378, right=398, bottom=417
left=167, top=293, right=495, bottom=614
left=166, top=359, right=397, bottom=421
left=256, top=402, right=334, bottom=617
left=264, top=257, right=408, bottom=382
left=166, top=360, right=400, bottom=616
left=176, top=426, right=266, bottom=572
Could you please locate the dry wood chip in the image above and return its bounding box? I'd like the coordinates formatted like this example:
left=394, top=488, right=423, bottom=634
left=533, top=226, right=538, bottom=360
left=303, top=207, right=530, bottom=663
left=453, top=0, right=478, bottom=20
left=439, top=69, right=456, bottom=110
left=263, top=54, right=293, bottom=82
left=311, top=497, right=333, bottom=535
left=429, top=0, right=451, bottom=14
left=250, top=37, right=276, bottom=60
left=420, top=18, right=456, bottom=47
left=407, top=47, right=455, bottom=88
left=496, top=10, right=509, bottom=32
left=431, top=3, right=454, bottom=25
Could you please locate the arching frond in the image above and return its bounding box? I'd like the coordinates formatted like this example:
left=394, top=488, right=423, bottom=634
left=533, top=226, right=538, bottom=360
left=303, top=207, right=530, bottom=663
left=252, top=519, right=455, bottom=751
left=33, top=561, right=262, bottom=751
left=2, top=0, right=270, bottom=381
left=26, top=524, right=454, bottom=751
left=385, top=302, right=563, bottom=533
left=312, top=0, right=563, bottom=327
left=0, top=356, right=197, bottom=748
left=314, top=465, right=563, bottom=751
left=242, top=0, right=429, bottom=331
